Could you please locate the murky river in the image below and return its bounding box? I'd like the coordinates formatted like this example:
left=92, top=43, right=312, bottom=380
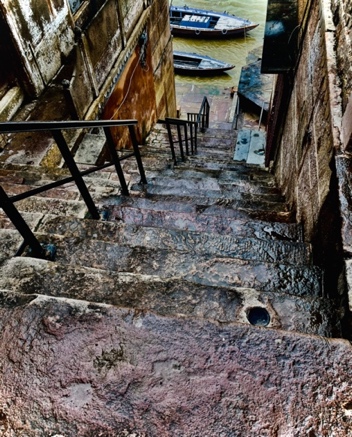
left=170, top=0, right=267, bottom=87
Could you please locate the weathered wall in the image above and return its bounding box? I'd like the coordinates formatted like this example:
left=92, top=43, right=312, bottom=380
left=328, top=0, right=352, bottom=313
left=273, top=0, right=334, bottom=240
left=270, top=0, right=352, bottom=322
left=0, top=0, right=175, bottom=146
left=149, top=0, right=176, bottom=119
left=0, top=0, right=75, bottom=97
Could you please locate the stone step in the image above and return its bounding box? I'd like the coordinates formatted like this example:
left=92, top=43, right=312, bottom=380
left=122, top=158, right=277, bottom=187
left=197, top=136, right=234, bottom=150
left=0, top=258, right=338, bottom=336
left=144, top=145, right=233, bottom=162
left=156, top=167, right=278, bottom=189
left=140, top=147, right=271, bottom=173
left=0, top=180, right=81, bottom=201
left=137, top=175, right=284, bottom=202
left=38, top=216, right=311, bottom=265
left=0, top=290, right=349, bottom=435
left=14, top=230, right=322, bottom=297
left=0, top=230, right=23, bottom=264
left=8, top=196, right=87, bottom=218
left=172, top=167, right=275, bottom=186
left=105, top=195, right=301, bottom=235
left=128, top=184, right=289, bottom=214
left=0, top=163, right=70, bottom=181
left=0, top=211, right=44, bottom=230
left=149, top=124, right=236, bottom=145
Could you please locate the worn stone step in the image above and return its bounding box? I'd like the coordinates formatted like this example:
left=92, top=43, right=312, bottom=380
left=38, top=216, right=311, bottom=265
left=0, top=289, right=350, bottom=435
left=0, top=180, right=81, bottom=201
left=0, top=258, right=338, bottom=336
left=123, top=158, right=277, bottom=188
left=143, top=145, right=233, bottom=162
left=105, top=195, right=301, bottom=236
left=140, top=147, right=270, bottom=173
left=136, top=175, right=284, bottom=202
left=9, top=195, right=87, bottom=218
left=0, top=230, right=23, bottom=264
left=0, top=211, right=44, bottom=230
left=14, top=231, right=322, bottom=297
left=0, top=290, right=352, bottom=436
left=197, top=137, right=234, bottom=150
left=128, top=183, right=289, bottom=214
left=178, top=156, right=270, bottom=173
left=0, top=163, right=70, bottom=181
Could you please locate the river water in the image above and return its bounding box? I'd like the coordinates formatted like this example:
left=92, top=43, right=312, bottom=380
left=171, top=0, right=268, bottom=88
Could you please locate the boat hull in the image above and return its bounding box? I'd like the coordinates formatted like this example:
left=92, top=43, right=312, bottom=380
left=173, top=51, right=235, bottom=75
left=170, top=24, right=258, bottom=38
left=169, top=5, right=258, bottom=39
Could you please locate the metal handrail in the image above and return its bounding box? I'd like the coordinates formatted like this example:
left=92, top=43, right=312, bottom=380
left=196, top=96, right=210, bottom=132
left=164, top=117, right=198, bottom=165
left=162, top=96, right=210, bottom=165
left=0, top=119, right=147, bottom=259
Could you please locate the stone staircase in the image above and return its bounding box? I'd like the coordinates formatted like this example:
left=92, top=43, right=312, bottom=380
left=0, top=121, right=351, bottom=435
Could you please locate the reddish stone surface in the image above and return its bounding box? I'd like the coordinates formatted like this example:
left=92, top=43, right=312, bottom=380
left=0, top=295, right=352, bottom=436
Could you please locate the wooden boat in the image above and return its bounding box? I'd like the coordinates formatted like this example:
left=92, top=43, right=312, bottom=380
left=169, top=5, right=258, bottom=38
left=173, top=51, right=235, bottom=75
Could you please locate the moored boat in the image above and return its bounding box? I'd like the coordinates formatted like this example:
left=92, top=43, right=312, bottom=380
left=173, top=51, right=235, bottom=75
left=169, top=5, right=258, bottom=38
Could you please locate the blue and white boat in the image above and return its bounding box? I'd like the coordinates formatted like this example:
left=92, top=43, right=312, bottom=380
left=169, top=5, right=258, bottom=38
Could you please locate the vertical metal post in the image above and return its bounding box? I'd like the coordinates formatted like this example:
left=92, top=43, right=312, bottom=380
left=176, top=124, right=185, bottom=161
left=165, top=120, right=177, bottom=165
left=205, top=99, right=210, bottom=129
left=194, top=122, right=198, bottom=153
left=183, top=123, right=190, bottom=155
left=51, top=130, right=100, bottom=219
left=0, top=185, right=44, bottom=258
left=188, top=122, right=194, bottom=154
left=128, top=125, right=147, bottom=184
left=103, top=127, right=129, bottom=196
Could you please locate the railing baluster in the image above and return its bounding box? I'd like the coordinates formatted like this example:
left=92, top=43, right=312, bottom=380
left=103, top=127, right=129, bottom=196
left=165, top=121, right=178, bottom=165
left=51, top=129, right=101, bottom=219
left=128, top=125, right=147, bottom=184
left=176, top=124, right=185, bottom=161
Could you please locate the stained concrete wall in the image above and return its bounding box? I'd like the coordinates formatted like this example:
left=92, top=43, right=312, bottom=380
left=0, top=0, right=175, bottom=139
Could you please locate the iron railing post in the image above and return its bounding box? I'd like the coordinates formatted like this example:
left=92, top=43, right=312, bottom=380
left=128, top=125, right=147, bottom=184
left=0, top=185, right=44, bottom=258
left=165, top=121, right=177, bottom=165
left=51, top=130, right=100, bottom=219
left=103, top=127, right=129, bottom=196
left=176, top=124, right=185, bottom=161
